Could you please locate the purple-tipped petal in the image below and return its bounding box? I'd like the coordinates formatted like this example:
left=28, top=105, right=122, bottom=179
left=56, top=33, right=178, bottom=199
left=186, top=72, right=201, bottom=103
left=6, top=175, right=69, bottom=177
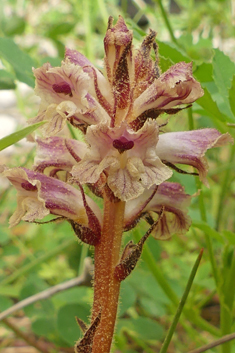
left=2, top=168, right=102, bottom=229
left=125, top=182, right=192, bottom=239
left=34, top=136, right=88, bottom=176
left=156, top=129, right=233, bottom=185
left=133, top=62, right=204, bottom=119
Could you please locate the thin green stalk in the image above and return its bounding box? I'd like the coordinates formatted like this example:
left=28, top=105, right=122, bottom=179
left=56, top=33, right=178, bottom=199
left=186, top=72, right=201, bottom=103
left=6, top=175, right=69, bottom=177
left=159, top=249, right=204, bottom=353
left=82, top=0, right=93, bottom=61
left=0, top=237, right=75, bottom=286
left=220, top=250, right=235, bottom=353
left=96, top=0, right=109, bottom=26
left=195, top=179, right=219, bottom=287
left=188, top=106, right=194, bottom=130
left=152, top=0, right=178, bottom=45
left=216, top=142, right=235, bottom=230
left=133, top=230, right=220, bottom=337
left=78, top=245, right=88, bottom=275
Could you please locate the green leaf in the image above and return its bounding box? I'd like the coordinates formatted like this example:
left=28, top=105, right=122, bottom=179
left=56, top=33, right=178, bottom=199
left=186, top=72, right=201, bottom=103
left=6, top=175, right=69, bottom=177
left=0, top=285, right=21, bottom=298
left=116, top=317, right=164, bottom=341
left=157, top=41, right=190, bottom=64
left=32, top=317, right=56, bottom=337
left=0, top=230, right=9, bottom=245
left=46, top=23, right=75, bottom=38
left=52, top=287, right=92, bottom=309
left=229, top=75, right=235, bottom=117
left=0, top=70, right=16, bottom=89
left=118, top=282, right=136, bottom=317
left=159, top=55, right=174, bottom=73
left=212, top=49, right=235, bottom=120
left=0, top=121, right=46, bottom=151
left=2, top=15, right=26, bottom=36
left=57, top=303, right=90, bottom=345
left=0, top=37, right=35, bottom=87
left=192, top=221, right=224, bottom=243
left=0, top=295, right=14, bottom=311
left=194, top=63, right=213, bottom=83
left=196, top=87, right=230, bottom=122
left=222, top=230, right=235, bottom=245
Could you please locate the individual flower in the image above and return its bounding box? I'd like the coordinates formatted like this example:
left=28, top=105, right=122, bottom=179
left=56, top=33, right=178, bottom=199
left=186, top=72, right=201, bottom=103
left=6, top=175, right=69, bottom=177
left=156, top=129, right=233, bottom=186
left=124, top=182, right=192, bottom=239
left=2, top=167, right=102, bottom=245
left=72, top=119, right=172, bottom=201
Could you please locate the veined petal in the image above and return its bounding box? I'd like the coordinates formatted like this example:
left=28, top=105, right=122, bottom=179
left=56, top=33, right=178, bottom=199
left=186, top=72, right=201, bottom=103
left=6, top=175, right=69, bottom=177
left=2, top=168, right=102, bottom=229
left=156, top=129, right=233, bottom=185
left=133, top=62, right=204, bottom=119
left=30, top=60, right=109, bottom=135
left=33, top=61, right=89, bottom=106
left=34, top=136, right=88, bottom=176
left=65, top=47, right=114, bottom=112
left=125, top=182, right=192, bottom=239
left=72, top=119, right=172, bottom=201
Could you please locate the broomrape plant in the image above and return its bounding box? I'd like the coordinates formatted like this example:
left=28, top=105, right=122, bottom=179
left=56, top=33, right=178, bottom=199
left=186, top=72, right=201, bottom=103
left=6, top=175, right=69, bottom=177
left=1, top=16, right=233, bottom=353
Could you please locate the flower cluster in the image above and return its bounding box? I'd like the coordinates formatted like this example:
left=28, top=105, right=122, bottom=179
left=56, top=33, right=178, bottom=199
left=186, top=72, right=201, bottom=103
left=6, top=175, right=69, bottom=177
left=2, top=16, right=232, bottom=242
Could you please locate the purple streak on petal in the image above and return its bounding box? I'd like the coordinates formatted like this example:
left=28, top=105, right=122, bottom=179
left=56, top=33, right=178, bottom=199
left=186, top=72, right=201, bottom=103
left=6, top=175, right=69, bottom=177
left=21, top=182, right=37, bottom=191
left=45, top=201, right=77, bottom=215
left=52, top=82, right=72, bottom=95
left=65, top=48, right=94, bottom=67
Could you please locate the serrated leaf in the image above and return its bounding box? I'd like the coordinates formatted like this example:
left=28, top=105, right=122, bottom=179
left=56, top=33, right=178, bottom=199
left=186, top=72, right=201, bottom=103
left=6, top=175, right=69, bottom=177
left=0, top=121, right=46, bottom=151
left=159, top=55, right=174, bottom=73
left=212, top=49, right=235, bottom=120
left=0, top=70, right=16, bottom=89
left=229, top=75, right=235, bottom=117
left=196, top=87, right=232, bottom=122
left=157, top=40, right=190, bottom=64
left=0, top=37, right=35, bottom=87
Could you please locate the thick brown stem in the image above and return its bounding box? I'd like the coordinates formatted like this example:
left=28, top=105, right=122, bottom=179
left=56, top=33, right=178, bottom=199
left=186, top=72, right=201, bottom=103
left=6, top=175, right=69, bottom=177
left=91, top=192, right=125, bottom=353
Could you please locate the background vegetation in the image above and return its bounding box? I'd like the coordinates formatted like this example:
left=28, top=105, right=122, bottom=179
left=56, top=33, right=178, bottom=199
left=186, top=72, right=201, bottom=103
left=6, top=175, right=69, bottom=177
left=0, top=0, right=235, bottom=352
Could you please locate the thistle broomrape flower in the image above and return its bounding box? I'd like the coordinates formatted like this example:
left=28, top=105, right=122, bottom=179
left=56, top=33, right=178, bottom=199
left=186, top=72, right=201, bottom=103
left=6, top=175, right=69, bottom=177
left=2, top=16, right=233, bottom=240
left=2, top=167, right=102, bottom=245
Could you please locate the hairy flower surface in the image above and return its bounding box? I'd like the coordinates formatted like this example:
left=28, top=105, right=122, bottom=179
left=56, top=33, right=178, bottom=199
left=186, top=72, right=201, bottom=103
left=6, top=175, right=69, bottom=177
left=2, top=16, right=233, bottom=240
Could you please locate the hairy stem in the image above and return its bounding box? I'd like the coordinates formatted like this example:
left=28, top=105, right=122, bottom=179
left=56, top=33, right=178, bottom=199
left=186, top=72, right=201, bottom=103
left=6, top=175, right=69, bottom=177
left=92, top=193, right=125, bottom=353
